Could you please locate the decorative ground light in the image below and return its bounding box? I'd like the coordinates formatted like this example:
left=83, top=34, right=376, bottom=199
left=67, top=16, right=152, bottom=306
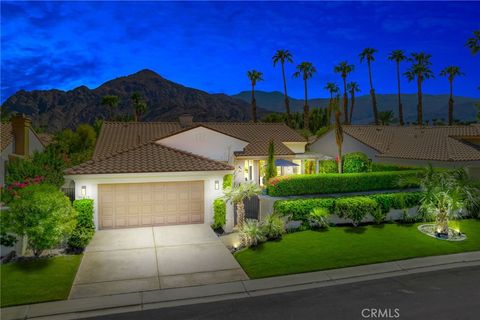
left=418, top=224, right=467, bottom=241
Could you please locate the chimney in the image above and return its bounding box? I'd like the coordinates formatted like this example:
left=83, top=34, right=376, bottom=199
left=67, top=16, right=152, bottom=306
left=11, top=113, right=31, bottom=157
left=178, top=114, right=194, bottom=128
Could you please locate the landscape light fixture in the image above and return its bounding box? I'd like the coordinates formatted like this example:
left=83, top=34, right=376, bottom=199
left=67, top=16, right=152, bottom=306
left=81, top=186, right=87, bottom=197
left=215, top=180, right=220, bottom=190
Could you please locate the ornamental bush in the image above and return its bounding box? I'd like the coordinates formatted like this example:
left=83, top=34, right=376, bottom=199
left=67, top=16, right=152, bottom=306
left=318, top=160, right=337, bottom=173
left=267, top=170, right=423, bottom=197
left=212, top=198, right=226, bottom=229
left=222, top=174, right=233, bottom=190
left=308, top=207, right=330, bottom=229
left=334, top=197, right=377, bottom=226
left=342, top=152, right=371, bottom=173
left=261, top=214, right=285, bottom=240
left=68, top=199, right=95, bottom=251
left=274, top=192, right=423, bottom=222
left=2, top=184, right=77, bottom=256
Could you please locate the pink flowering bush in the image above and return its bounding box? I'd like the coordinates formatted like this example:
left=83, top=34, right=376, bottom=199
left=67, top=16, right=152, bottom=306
left=1, top=176, right=44, bottom=204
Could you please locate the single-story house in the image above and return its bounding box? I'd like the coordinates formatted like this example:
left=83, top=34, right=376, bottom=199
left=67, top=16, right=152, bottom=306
left=310, top=125, right=480, bottom=177
left=65, top=115, right=325, bottom=231
left=1, top=114, right=45, bottom=187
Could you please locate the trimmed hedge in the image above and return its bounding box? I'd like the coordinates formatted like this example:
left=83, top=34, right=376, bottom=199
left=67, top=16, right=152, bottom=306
left=335, top=196, right=377, bottom=226
left=370, top=162, right=416, bottom=172
left=274, top=191, right=423, bottom=221
left=223, top=174, right=233, bottom=190
left=212, top=198, right=226, bottom=229
left=267, top=170, right=423, bottom=197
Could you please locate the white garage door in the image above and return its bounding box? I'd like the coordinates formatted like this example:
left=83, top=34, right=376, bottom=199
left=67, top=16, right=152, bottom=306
left=98, top=181, right=204, bottom=229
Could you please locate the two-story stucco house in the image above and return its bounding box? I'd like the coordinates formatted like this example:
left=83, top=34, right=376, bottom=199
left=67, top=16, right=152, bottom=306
left=65, top=115, right=323, bottom=232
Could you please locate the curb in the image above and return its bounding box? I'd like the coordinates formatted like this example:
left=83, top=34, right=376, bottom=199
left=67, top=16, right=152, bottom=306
left=2, top=251, right=479, bottom=320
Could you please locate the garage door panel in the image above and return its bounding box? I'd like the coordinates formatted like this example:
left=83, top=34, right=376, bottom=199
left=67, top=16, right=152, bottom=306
left=99, top=181, right=204, bottom=229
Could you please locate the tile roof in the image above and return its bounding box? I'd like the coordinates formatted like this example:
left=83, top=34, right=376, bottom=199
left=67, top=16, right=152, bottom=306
left=342, top=125, right=480, bottom=162
left=234, top=141, right=295, bottom=157
left=0, top=122, right=12, bottom=151
left=65, top=142, right=233, bottom=175
left=93, top=121, right=305, bottom=159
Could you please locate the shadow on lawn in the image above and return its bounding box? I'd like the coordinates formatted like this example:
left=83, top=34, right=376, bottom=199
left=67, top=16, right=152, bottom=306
left=8, top=257, right=55, bottom=272
left=344, top=226, right=367, bottom=234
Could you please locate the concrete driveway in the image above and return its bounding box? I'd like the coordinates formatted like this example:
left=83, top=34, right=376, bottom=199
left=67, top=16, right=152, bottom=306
left=69, top=225, right=248, bottom=299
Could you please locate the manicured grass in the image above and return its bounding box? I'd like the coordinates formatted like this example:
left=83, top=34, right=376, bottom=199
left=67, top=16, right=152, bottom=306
left=235, top=220, right=480, bottom=279
left=1, top=254, right=83, bottom=307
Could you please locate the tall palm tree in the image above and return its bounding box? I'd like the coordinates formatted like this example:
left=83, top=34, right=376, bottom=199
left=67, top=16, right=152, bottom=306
left=324, top=82, right=339, bottom=125
left=465, top=30, right=480, bottom=55
left=247, top=70, right=264, bottom=123
left=293, top=62, right=316, bottom=131
left=359, top=48, right=379, bottom=125
left=440, top=66, right=464, bottom=125
left=272, top=50, right=294, bottom=127
left=334, top=61, right=354, bottom=124
left=388, top=50, right=407, bottom=126
left=404, top=52, right=434, bottom=127
left=131, top=92, right=147, bottom=122
left=347, top=82, right=360, bottom=124
left=333, top=97, right=343, bottom=174
left=101, top=95, right=119, bottom=121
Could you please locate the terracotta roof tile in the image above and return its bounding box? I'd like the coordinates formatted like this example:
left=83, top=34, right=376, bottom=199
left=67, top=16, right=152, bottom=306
left=66, top=142, right=233, bottom=175
left=93, top=121, right=305, bottom=159
left=342, top=125, right=480, bottom=162
left=234, top=141, right=295, bottom=157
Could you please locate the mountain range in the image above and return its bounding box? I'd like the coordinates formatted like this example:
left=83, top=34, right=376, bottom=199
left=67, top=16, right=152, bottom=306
left=232, top=91, right=479, bottom=124
left=2, top=69, right=478, bottom=132
left=1, top=70, right=265, bottom=132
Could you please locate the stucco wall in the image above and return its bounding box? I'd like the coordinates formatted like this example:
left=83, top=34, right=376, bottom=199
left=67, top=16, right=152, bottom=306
left=68, top=171, right=232, bottom=231
left=158, top=126, right=248, bottom=163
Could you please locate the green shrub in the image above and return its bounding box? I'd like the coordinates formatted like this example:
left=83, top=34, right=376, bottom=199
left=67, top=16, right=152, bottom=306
left=240, top=219, right=266, bottom=247
left=267, top=170, right=423, bottom=197
left=274, top=198, right=336, bottom=220
left=370, top=162, right=416, bottom=172
left=318, top=160, right=337, bottom=173
left=68, top=199, right=95, bottom=251
left=262, top=214, right=285, bottom=240
left=222, top=174, right=233, bottom=190
left=274, top=192, right=423, bottom=222
left=308, top=207, right=330, bottom=229
left=2, top=184, right=77, bottom=256
left=212, top=198, right=227, bottom=229
left=342, top=152, right=371, bottom=173
left=371, top=207, right=386, bottom=224
left=335, top=197, right=377, bottom=227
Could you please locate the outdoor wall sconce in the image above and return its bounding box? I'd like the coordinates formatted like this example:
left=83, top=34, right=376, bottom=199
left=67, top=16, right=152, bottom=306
left=214, top=180, right=220, bottom=190
left=81, top=186, right=87, bottom=197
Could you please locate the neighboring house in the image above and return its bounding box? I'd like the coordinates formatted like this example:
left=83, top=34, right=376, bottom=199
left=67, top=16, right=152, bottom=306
left=0, top=114, right=45, bottom=186
left=65, top=115, right=322, bottom=231
left=311, top=125, right=480, bottom=177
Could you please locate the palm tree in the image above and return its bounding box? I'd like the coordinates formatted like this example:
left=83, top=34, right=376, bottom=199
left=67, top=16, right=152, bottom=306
left=334, top=61, right=354, bottom=124
left=272, top=50, right=294, bottom=127
left=293, top=62, right=316, bottom=131
left=247, top=70, right=264, bottom=123
left=131, top=92, right=147, bottom=122
left=223, top=182, right=261, bottom=229
left=419, top=167, right=478, bottom=236
left=388, top=50, right=407, bottom=126
left=359, top=48, right=379, bottom=125
left=465, top=30, right=480, bottom=55
left=333, top=97, right=343, bottom=174
left=101, top=95, right=119, bottom=121
left=324, top=82, right=339, bottom=125
left=378, top=110, right=395, bottom=125
left=440, top=66, right=464, bottom=125
left=347, top=82, right=360, bottom=124
left=404, top=52, right=434, bottom=127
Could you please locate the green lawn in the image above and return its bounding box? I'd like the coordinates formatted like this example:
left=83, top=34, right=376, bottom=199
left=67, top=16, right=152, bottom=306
left=235, top=220, right=480, bottom=279
left=1, top=254, right=83, bottom=308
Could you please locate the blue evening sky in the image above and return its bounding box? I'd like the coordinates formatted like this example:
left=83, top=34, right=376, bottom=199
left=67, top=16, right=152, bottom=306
left=1, top=1, right=479, bottom=103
